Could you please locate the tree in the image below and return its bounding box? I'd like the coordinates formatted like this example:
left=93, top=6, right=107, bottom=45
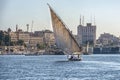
left=7, top=28, right=11, bottom=33
left=17, top=40, right=24, bottom=46
left=4, top=34, right=11, bottom=46
left=0, top=31, right=4, bottom=45
left=36, top=43, right=46, bottom=49
left=10, top=41, right=15, bottom=46
left=24, top=43, right=27, bottom=48
left=36, top=44, right=40, bottom=49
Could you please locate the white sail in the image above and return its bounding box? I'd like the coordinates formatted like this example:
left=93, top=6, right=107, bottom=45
left=48, top=4, right=82, bottom=55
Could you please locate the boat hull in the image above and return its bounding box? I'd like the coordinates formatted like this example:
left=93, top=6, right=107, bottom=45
left=68, top=58, right=81, bottom=61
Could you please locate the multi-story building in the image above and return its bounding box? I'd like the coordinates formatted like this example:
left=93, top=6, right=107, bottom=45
left=9, top=29, right=30, bottom=44
left=10, top=32, right=18, bottom=42
left=29, top=36, right=44, bottom=47
left=18, top=32, right=30, bottom=44
left=33, top=30, right=55, bottom=46
left=74, top=35, right=79, bottom=44
left=97, top=33, right=119, bottom=46
left=77, top=23, right=96, bottom=46
left=9, top=27, right=55, bottom=47
left=34, top=31, right=44, bottom=37
left=44, top=30, right=55, bottom=46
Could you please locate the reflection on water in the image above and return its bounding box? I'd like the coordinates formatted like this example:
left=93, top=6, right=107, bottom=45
left=0, top=54, right=120, bottom=80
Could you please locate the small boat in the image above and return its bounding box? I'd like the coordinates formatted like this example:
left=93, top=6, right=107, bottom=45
left=69, top=58, right=81, bottom=61
left=48, top=4, right=82, bottom=61
left=68, top=55, right=82, bottom=61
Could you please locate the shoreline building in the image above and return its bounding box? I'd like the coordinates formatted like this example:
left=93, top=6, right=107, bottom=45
left=96, top=33, right=120, bottom=46
left=32, top=30, right=55, bottom=47
left=10, top=32, right=18, bottom=42
left=77, top=16, right=96, bottom=46
left=44, top=30, right=55, bottom=47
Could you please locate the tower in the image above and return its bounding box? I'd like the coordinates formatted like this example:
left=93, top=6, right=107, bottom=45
left=26, top=24, right=29, bottom=32
left=31, top=20, right=34, bottom=33
left=16, top=24, right=18, bottom=32
left=94, top=15, right=96, bottom=26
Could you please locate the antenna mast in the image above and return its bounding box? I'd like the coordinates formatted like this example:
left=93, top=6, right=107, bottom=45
left=80, top=15, right=81, bottom=25
left=26, top=24, right=29, bottom=32
left=31, top=20, right=34, bottom=33
left=90, top=15, right=92, bottom=24
left=94, top=15, right=96, bottom=25
left=82, top=16, right=84, bottom=26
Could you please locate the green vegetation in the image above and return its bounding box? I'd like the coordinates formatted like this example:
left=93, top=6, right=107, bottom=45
left=0, top=31, right=11, bottom=46
left=0, top=31, right=4, bottom=45
left=17, top=40, right=24, bottom=46
left=36, top=43, right=46, bottom=49
left=4, top=34, right=11, bottom=46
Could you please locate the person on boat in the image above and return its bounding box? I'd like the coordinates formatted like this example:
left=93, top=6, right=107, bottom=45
left=70, top=55, right=73, bottom=60
left=64, top=48, right=80, bottom=60
left=73, top=55, right=78, bottom=59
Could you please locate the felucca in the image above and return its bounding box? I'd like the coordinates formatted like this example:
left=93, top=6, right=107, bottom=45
left=48, top=4, right=82, bottom=61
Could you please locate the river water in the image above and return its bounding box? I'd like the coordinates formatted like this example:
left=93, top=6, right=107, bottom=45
left=0, top=54, right=120, bottom=80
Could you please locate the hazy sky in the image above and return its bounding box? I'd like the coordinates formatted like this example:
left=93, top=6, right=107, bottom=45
left=0, top=0, right=120, bottom=39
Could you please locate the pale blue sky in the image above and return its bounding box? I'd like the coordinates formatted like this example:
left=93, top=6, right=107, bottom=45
left=0, top=0, right=120, bottom=38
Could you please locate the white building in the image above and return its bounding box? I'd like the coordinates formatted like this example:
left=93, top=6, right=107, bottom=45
left=18, top=32, right=30, bottom=44
left=10, top=32, right=18, bottom=42
left=34, top=30, right=55, bottom=46
left=10, top=31, right=30, bottom=44
left=77, top=23, right=96, bottom=46
left=29, top=36, right=44, bottom=47
left=97, top=33, right=119, bottom=46
left=44, top=30, right=55, bottom=46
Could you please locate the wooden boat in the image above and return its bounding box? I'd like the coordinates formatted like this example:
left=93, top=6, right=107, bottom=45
left=48, top=4, right=82, bottom=61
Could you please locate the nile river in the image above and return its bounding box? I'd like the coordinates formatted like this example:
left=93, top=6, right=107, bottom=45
left=0, top=54, right=120, bottom=80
